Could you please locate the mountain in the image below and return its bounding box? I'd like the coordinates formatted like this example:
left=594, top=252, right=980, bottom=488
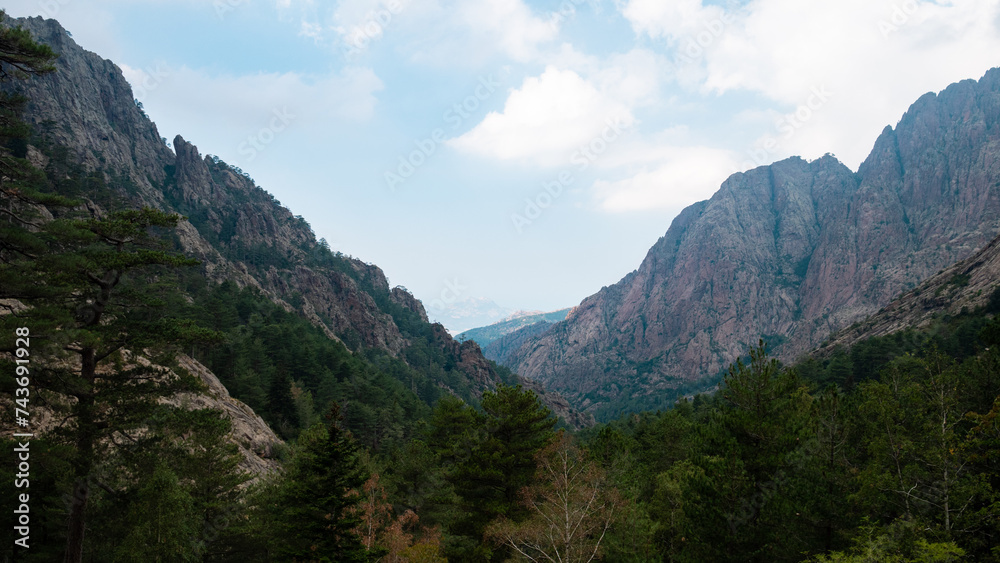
left=505, top=68, right=1000, bottom=419
left=820, top=230, right=1000, bottom=353
left=456, top=308, right=572, bottom=347
left=4, top=16, right=585, bottom=427
left=425, top=296, right=515, bottom=335
left=481, top=320, right=558, bottom=365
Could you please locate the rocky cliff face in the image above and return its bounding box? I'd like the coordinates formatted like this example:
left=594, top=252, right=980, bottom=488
left=820, top=231, right=1000, bottom=352
left=170, top=356, right=284, bottom=478
left=6, top=18, right=172, bottom=202
left=5, top=16, right=586, bottom=425
left=507, top=68, right=1000, bottom=418
left=5, top=16, right=410, bottom=356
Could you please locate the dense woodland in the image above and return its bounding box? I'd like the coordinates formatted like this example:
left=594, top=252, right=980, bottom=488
left=2, top=15, right=1000, bottom=562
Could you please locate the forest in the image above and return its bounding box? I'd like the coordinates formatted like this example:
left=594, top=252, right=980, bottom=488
left=1, top=14, right=999, bottom=563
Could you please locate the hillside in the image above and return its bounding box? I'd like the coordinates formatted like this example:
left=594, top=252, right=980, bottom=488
left=3, top=16, right=585, bottom=427
left=484, top=320, right=557, bottom=364
left=504, top=68, right=1000, bottom=419
left=819, top=230, right=1000, bottom=353
left=457, top=308, right=572, bottom=347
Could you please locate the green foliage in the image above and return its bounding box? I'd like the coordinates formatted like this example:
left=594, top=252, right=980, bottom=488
left=181, top=281, right=433, bottom=448
left=106, top=464, right=200, bottom=563
left=421, top=384, right=557, bottom=561
left=0, top=11, right=57, bottom=81
left=270, top=408, right=372, bottom=562
left=579, top=298, right=1000, bottom=563
left=808, top=520, right=966, bottom=562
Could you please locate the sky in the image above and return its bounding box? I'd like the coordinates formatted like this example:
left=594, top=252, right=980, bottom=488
left=5, top=0, right=1000, bottom=331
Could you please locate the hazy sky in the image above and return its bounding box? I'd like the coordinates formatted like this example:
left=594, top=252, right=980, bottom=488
left=5, top=0, right=1000, bottom=323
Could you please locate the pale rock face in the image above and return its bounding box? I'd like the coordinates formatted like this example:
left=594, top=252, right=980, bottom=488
left=507, top=69, right=1000, bottom=417
left=170, top=356, right=284, bottom=479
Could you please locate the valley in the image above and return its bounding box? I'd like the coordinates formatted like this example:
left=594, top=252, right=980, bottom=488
left=1, top=9, right=999, bottom=563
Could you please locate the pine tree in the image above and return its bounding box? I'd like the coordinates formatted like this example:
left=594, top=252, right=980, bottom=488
left=268, top=370, right=299, bottom=438
left=1, top=15, right=219, bottom=562
left=449, top=383, right=556, bottom=560
left=680, top=340, right=814, bottom=562
left=272, top=405, right=372, bottom=562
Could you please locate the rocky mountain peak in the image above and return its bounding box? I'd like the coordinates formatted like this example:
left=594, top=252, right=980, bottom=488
left=506, top=67, right=1000, bottom=419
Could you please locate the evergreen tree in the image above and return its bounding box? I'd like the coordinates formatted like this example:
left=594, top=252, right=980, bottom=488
left=272, top=405, right=371, bottom=562
left=108, top=464, right=200, bottom=563
left=1, top=16, right=221, bottom=562
left=678, top=340, right=814, bottom=562
left=268, top=370, right=299, bottom=438
left=449, top=383, right=556, bottom=561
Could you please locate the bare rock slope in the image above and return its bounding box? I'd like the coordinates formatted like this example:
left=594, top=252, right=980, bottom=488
left=507, top=68, right=1000, bottom=418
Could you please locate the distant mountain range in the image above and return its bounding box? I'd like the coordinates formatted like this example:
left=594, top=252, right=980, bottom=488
left=500, top=68, right=1000, bottom=420
left=424, top=296, right=515, bottom=335
left=456, top=308, right=572, bottom=347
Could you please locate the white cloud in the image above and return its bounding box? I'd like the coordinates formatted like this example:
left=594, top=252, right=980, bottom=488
left=621, top=0, right=1000, bottom=169
left=594, top=48, right=667, bottom=107
left=391, top=0, right=561, bottom=66
left=122, top=64, right=383, bottom=126
left=620, top=0, right=728, bottom=40
left=452, top=0, right=559, bottom=62
left=447, top=66, right=635, bottom=165
left=592, top=145, right=738, bottom=212
left=299, top=20, right=323, bottom=41
left=284, top=0, right=558, bottom=65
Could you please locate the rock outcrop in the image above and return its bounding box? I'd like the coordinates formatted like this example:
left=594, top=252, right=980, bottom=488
left=820, top=230, right=1000, bottom=352
left=506, top=68, right=1000, bottom=418
left=171, top=356, right=284, bottom=478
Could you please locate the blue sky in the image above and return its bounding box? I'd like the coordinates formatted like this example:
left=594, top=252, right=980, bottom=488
left=5, top=0, right=1000, bottom=331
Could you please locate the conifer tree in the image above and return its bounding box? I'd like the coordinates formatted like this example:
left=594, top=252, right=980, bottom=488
left=449, top=383, right=556, bottom=561
left=272, top=404, right=372, bottom=562
left=1, top=14, right=213, bottom=563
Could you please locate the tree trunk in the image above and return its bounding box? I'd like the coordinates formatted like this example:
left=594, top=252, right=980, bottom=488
left=64, top=347, right=97, bottom=563
left=63, top=477, right=90, bottom=563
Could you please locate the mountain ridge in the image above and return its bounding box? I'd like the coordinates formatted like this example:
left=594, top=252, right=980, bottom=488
left=4, top=15, right=589, bottom=427
left=457, top=307, right=572, bottom=347
left=505, top=67, right=1000, bottom=419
